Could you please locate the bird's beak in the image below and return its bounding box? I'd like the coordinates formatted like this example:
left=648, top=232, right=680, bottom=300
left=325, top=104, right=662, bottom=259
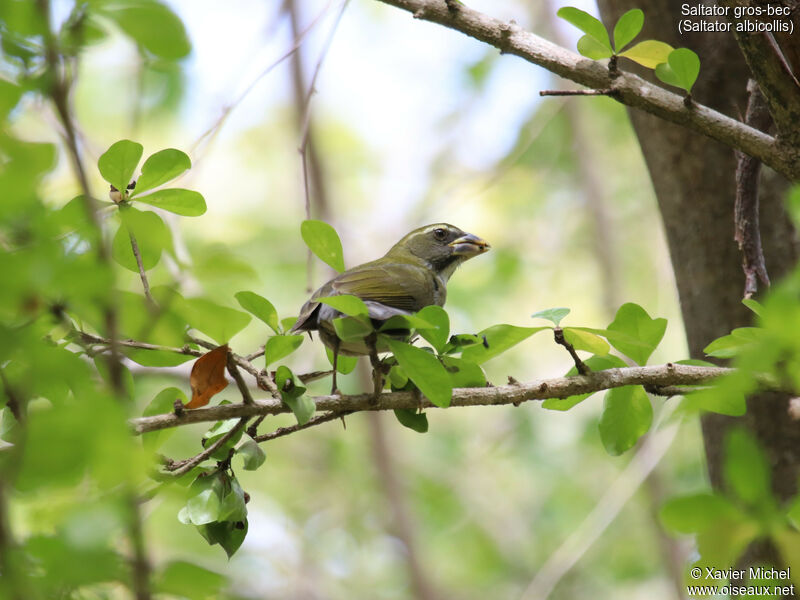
left=449, top=232, right=490, bottom=257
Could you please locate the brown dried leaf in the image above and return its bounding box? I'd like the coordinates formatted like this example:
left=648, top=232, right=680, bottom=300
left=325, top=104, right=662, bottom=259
left=186, top=344, right=229, bottom=409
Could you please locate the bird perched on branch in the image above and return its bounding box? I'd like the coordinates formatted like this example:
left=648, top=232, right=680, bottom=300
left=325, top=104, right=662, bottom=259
left=291, top=223, right=490, bottom=393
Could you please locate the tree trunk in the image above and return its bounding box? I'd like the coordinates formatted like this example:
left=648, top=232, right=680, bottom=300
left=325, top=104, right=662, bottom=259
left=597, top=0, right=800, bottom=568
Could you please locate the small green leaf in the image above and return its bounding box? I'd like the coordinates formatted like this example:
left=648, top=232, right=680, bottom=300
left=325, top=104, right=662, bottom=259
left=181, top=478, right=222, bottom=525
left=394, top=409, right=428, bottom=433
left=301, top=220, right=345, bottom=272
left=177, top=296, right=252, bottom=345
left=198, top=520, right=247, bottom=558
left=563, top=328, right=610, bottom=355
left=142, top=387, right=184, bottom=451
left=235, top=291, right=280, bottom=334
left=133, top=189, right=206, bottom=216
left=531, top=307, right=570, bottom=326
left=441, top=356, right=486, bottom=388
left=111, top=206, right=170, bottom=272
left=461, top=325, right=547, bottom=364
left=237, top=436, right=266, bottom=471
left=389, top=365, right=409, bottom=388
left=682, top=371, right=749, bottom=417
left=723, top=428, right=774, bottom=507
left=318, top=295, right=368, bottom=319
left=132, top=149, right=191, bottom=195
left=605, top=303, right=667, bottom=365
left=326, top=347, right=358, bottom=374
left=577, top=34, right=614, bottom=59
left=98, top=139, right=142, bottom=192
left=416, top=305, right=450, bottom=353
left=379, top=314, right=436, bottom=332
left=660, top=493, right=742, bottom=534
left=598, top=386, right=653, bottom=455
left=155, top=561, right=226, bottom=599
left=218, top=478, right=247, bottom=522
left=264, top=334, right=303, bottom=366
left=275, top=366, right=315, bottom=425
left=386, top=339, right=452, bottom=407
left=656, top=48, right=700, bottom=93
left=742, top=298, right=763, bottom=316
left=332, top=316, right=373, bottom=342
left=557, top=7, right=612, bottom=53
left=613, top=8, right=643, bottom=52
left=619, top=40, right=674, bottom=68
left=203, top=416, right=244, bottom=460
left=99, top=1, right=191, bottom=60
left=704, top=327, right=763, bottom=358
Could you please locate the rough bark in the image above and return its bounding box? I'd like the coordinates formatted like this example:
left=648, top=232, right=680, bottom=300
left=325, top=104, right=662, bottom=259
left=597, top=0, right=800, bottom=569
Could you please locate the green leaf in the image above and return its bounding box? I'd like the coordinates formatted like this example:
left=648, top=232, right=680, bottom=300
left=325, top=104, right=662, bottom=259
left=656, top=48, right=700, bottom=93
left=660, top=493, right=742, bottom=534
left=394, top=409, right=429, bottom=433
left=694, top=517, right=759, bottom=578
left=218, top=478, right=247, bottom=522
left=203, top=417, right=244, bottom=460
left=318, top=295, right=368, bottom=319
left=598, top=386, right=653, bottom=455
left=441, top=356, right=486, bottom=388
left=531, top=307, right=570, bottom=326
left=177, top=297, right=251, bottom=345
left=605, top=303, right=667, bottom=365
left=704, top=327, right=763, bottom=358
left=416, top=305, right=450, bottom=353
left=198, top=519, right=247, bottom=558
left=142, top=387, right=184, bottom=451
left=301, top=219, right=345, bottom=272
left=99, top=1, right=191, bottom=60
left=386, top=339, right=452, bottom=408
left=742, top=298, right=763, bottom=316
left=111, top=206, right=170, bottom=272
left=125, top=349, right=193, bottom=367
left=563, top=327, right=610, bottom=355
left=275, top=366, right=315, bottom=425
left=557, top=7, right=612, bottom=53
left=682, top=372, right=749, bottom=416
left=619, top=40, right=674, bottom=68
left=461, top=325, right=547, bottom=364
left=723, top=428, right=774, bottom=507
left=155, top=561, right=226, bottom=600
left=235, top=291, right=280, bottom=334
left=133, top=189, right=206, bottom=216
left=237, top=436, right=266, bottom=471
left=332, top=316, right=373, bottom=342
left=543, top=354, right=627, bottom=411
left=576, top=34, right=614, bottom=59
left=612, top=8, right=643, bottom=52
left=180, top=478, right=222, bottom=525
left=132, top=148, right=191, bottom=195
left=98, top=139, right=142, bottom=192
left=0, top=79, right=22, bottom=120
left=264, top=334, right=303, bottom=366
left=379, top=314, right=436, bottom=332
left=326, top=347, right=358, bottom=374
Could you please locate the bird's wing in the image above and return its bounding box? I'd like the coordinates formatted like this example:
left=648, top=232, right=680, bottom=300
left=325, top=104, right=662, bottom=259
left=330, top=263, right=432, bottom=312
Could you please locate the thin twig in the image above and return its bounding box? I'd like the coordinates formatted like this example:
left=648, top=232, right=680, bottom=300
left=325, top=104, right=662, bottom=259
left=553, top=327, right=590, bottom=375
left=127, top=493, right=151, bottom=600
left=735, top=79, right=773, bottom=299
left=128, top=232, right=155, bottom=304
left=77, top=332, right=204, bottom=358
left=189, top=1, right=334, bottom=160
left=165, top=417, right=249, bottom=477
left=226, top=354, right=255, bottom=405
left=253, top=410, right=353, bottom=443
left=539, top=88, right=614, bottom=96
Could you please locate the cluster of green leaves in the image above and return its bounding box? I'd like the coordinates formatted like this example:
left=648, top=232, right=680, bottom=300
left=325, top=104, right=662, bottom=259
left=532, top=303, right=668, bottom=455
left=661, top=428, right=800, bottom=587
left=558, top=7, right=700, bottom=94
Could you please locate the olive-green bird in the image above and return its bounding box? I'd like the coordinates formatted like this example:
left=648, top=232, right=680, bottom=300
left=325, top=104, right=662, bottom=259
left=291, top=223, right=490, bottom=392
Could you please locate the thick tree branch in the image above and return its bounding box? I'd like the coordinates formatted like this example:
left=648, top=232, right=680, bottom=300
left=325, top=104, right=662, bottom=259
left=130, top=363, right=730, bottom=435
left=373, top=0, right=800, bottom=180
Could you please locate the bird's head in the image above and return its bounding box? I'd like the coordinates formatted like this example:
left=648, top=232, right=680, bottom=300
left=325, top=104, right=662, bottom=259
left=386, top=223, right=490, bottom=281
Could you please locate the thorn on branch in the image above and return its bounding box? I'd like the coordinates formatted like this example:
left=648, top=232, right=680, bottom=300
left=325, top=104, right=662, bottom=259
left=553, top=327, right=590, bottom=375
left=444, top=0, right=461, bottom=14
left=608, top=55, right=618, bottom=77
left=172, top=399, right=184, bottom=416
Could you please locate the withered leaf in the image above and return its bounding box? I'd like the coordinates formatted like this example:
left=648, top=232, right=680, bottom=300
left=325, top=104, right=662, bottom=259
left=186, top=344, right=229, bottom=409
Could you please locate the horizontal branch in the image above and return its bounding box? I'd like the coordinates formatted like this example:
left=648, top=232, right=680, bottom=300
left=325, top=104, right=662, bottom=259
left=130, top=363, right=730, bottom=434
left=373, top=0, right=800, bottom=181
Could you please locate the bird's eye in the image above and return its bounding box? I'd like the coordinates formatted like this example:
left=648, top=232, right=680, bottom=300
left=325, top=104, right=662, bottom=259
left=433, top=228, right=447, bottom=241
